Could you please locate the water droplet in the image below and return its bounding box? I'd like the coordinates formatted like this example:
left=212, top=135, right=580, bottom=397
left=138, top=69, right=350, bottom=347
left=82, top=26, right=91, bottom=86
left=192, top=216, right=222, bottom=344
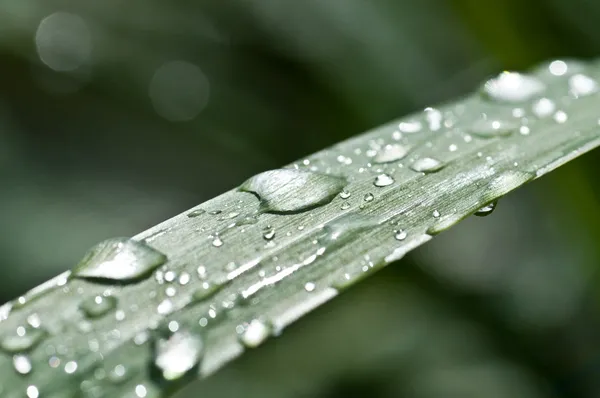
left=363, top=193, right=374, bottom=202
left=554, top=110, right=568, bottom=123
left=72, top=238, right=167, bottom=284
left=373, top=173, right=394, bottom=187
left=548, top=60, right=568, bottom=76
left=321, top=214, right=379, bottom=249
left=151, top=329, right=203, bottom=381
left=80, top=295, right=118, bottom=318
left=469, top=118, right=517, bottom=138
left=410, top=157, right=444, bottom=173
left=262, top=227, right=275, bottom=241
left=1, top=325, right=47, bottom=353
left=240, top=169, right=346, bottom=214
left=373, top=144, right=409, bottom=163
left=532, top=98, right=556, bottom=118
left=14, top=355, right=32, bottom=375
left=211, top=236, right=223, bottom=247
left=187, top=209, right=205, bottom=218
left=569, top=74, right=598, bottom=97
left=394, top=230, right=407, bottom=241
left=190, top=282, right=222, bottom=303
left=238, top=319, right=272, bottom=348
left=64, top=360, right=78, bottom=374
left=27, top=385, right=39, bottom=398
left=208, top=210, right=222, bottom=215
left=482, top=72, right=545, bottom=103
left=425, top=107, right=443, bottom=131
left=339, top=190, right=351, bottom=199
left=304, top=282, right=316, bottom=292
left=475, top=200, right=498, bottom=217
left=398, top=120, right=422, bottom=133
left=432, top=210, right=441, bottom=218
left=340, top=202, right=351, bottom=210
left=108, top=364, right=130, bottom=384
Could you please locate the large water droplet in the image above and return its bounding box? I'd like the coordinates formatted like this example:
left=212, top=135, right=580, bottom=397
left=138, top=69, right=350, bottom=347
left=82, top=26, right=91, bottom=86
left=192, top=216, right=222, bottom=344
left=238, top=319, right=272, bottom=348
left=1, top=325, right=47, bottom=353
left=410, top=157, right=444, bottom=173
left=79, top=295, right=118, bottom=318
left=482, top=72, right=545, bottom=103
left=151, top=329, right=203, bottom=382
left=468, top=118, right=517, bottom=138
left=569, top=74, right=598, bottom=97
left=72, top=238, right=167, bottom=284
left=373, top=173, right=395, bottom=187
left=240, top=169, right=346, bottom=214
left=532, top=98, right=556, bottom=118
left=373, top=144, right=409, bottom=163
left=475, top=200, right=498, bottom=217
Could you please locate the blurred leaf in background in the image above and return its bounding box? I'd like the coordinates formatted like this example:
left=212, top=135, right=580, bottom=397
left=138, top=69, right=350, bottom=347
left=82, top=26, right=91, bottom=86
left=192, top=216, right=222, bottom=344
left=1, top=0, right=600, bottom=397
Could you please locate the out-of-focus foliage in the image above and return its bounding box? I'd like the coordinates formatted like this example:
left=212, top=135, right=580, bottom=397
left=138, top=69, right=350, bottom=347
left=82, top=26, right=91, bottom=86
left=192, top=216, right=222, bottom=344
left=1, top=0, right=600, bottom=397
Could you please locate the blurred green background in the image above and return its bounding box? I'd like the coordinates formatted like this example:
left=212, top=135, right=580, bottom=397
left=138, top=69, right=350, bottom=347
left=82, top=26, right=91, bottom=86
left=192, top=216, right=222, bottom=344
left=2, top=0, right=600, bottom=396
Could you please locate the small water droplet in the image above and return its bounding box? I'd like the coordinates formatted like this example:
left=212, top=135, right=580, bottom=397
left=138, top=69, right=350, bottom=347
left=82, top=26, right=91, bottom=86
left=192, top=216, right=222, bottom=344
left=410, top=157, right=444, bottom=173
left=373, top=144, right=409, bottom=163
left=240, top=169, right=346, bottom=214
left=548, top=60, right=568, bottom=76
left=373, top=173, right=395, bottom=187
left=398, top=120, right=422, bottom=133
left=211, top=236, right=223, bottom=247
left=394, top=230, right=407, bottom=241
left=448, top=144, right=458, bottom=152
left=80, top=295, right=118, bottom=318
left=1, top=325, right=47, bottom=353
left=304, top=282, right=316, bottom=292
left=238, top=319, right=272, bottom=348
left=151, top=329, right=203, bottom=381
left=340, top=202, right=351, bottom=210
left=482, top=72, right=545, bottom=103
left=262, top=227, right=275, bottom=241
left=469, top=118, right=517, bottom=138
left=14, top=355, right=32, bottom=375
left=532, top=98, right=556, bottom=118
left=432, top=210, right=441, bottom=218
left=26, top=385, right=39, bottom=398
left=339, top=190, right=351, bottom=199
left=475, top=200, right=498, bottom=217
left=186, top=209, right=206, bottom=218
left=569, top=74, right=598, bottom=97
left=208, top=210, right=222, bottom=215
left=64, top=360, right=78, bottom=374
left=554, top=110, right=568, bottom=123
left=72, top=238, right=167, bottom=284
left=108, top=364, right=130, bottom=384
left=363, top=193, right=374, bottom=202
